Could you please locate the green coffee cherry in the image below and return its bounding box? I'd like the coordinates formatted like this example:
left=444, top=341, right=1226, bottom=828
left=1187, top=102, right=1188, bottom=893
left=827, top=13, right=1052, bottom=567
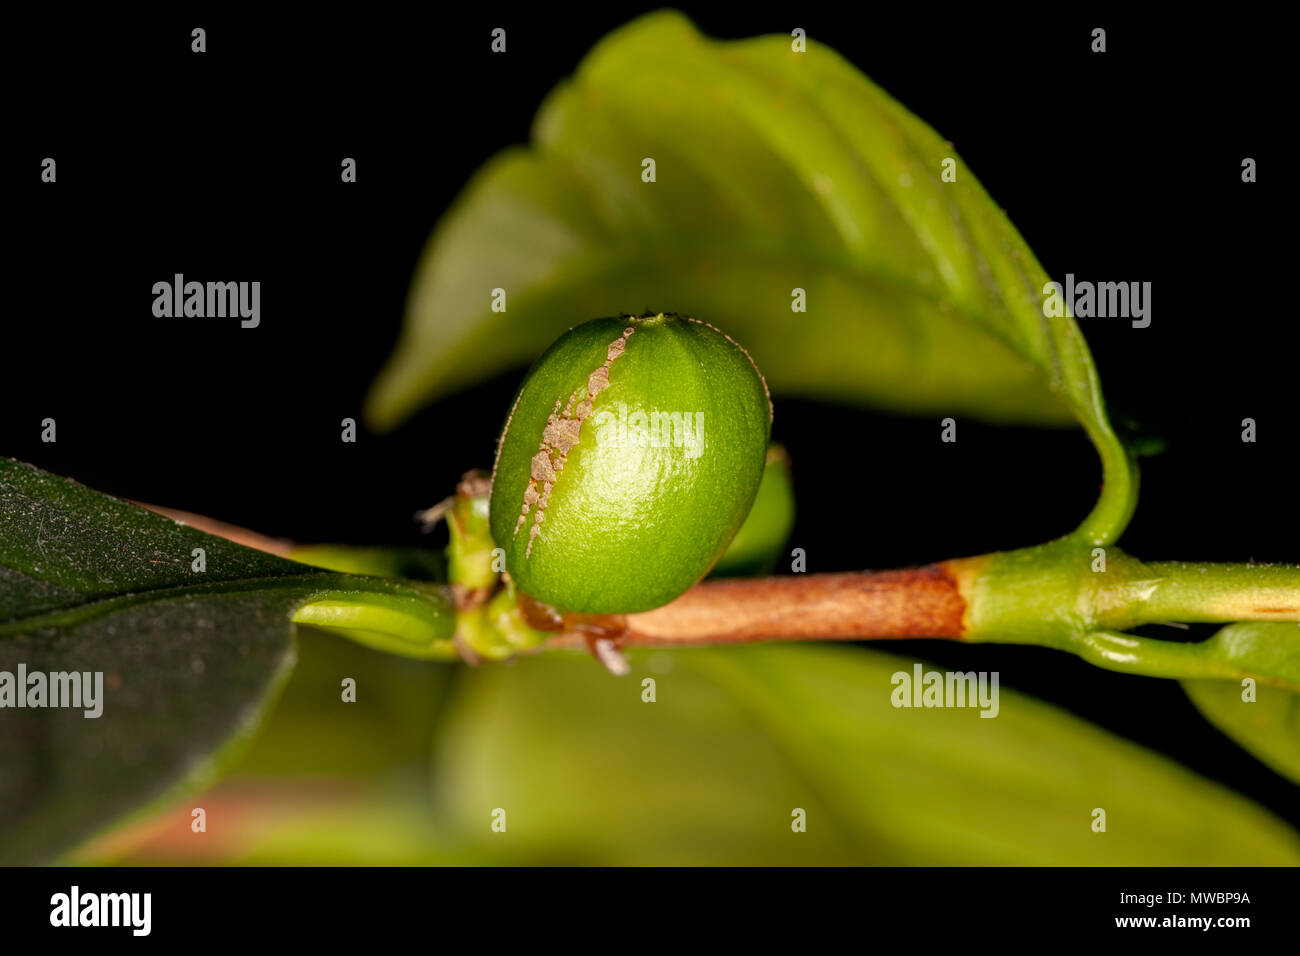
left=710, top=444, right=795, bottom=578
left=489, top=313, right=772, bottom=614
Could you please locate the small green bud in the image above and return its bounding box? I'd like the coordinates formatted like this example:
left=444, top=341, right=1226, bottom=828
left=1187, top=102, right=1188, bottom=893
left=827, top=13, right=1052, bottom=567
left=489, top=313, right=772, bottom=614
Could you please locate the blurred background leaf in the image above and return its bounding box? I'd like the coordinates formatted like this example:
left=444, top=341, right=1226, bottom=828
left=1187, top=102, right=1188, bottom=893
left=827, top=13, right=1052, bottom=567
left=366, top=10, right=1135, bottom=542
left=431, top=645, right=1300, bottom=864
left=288, top=544, right=447, bottom=582
left=72, top=630, right=483, bottom=865
left=1186, top=678, right=1300, bottom=787
left=79, top=636, right=1300, bottom=865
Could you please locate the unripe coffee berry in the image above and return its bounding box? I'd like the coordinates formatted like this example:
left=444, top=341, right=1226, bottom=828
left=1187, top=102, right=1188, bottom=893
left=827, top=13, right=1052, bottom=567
left=490, top=313, right=772, bottom=614
left=710, top=444, right=795, bottom=578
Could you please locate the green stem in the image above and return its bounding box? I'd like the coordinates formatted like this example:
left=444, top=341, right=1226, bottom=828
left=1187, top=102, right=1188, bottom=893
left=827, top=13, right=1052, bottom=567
left=1072, top=428, right=1139, bottom=548
left=281, top=498, right=1300, bottom=689
left=968, top=542, right=1300, bottom=687
left=1071, top=630, right=1244, bottom=681
left=1103, top=561, right=1300, bottom=628
left=969, top=542, right=1300, bottom=642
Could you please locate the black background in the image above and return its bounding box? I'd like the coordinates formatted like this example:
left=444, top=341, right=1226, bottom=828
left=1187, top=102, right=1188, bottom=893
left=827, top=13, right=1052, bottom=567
left=0, top=865, right=1283, bottom=941
left=5, top=6, right=1297, bottom=830
left=0, top=864, right=1281, bottom=941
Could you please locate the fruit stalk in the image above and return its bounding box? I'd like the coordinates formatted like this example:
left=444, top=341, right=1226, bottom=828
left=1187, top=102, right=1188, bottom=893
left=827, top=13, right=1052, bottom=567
left=140, top=499, right=1300, bottom=683
left=545, top=562, right=975, bottom=649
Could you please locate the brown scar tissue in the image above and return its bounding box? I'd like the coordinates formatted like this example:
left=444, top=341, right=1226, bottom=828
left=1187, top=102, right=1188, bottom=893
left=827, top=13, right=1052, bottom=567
left=513, top=327, right=636, bottom=556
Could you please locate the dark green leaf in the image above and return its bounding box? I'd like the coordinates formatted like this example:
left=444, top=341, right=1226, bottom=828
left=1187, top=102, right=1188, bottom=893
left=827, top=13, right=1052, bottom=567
left=0, top=458, right=455, bottom=863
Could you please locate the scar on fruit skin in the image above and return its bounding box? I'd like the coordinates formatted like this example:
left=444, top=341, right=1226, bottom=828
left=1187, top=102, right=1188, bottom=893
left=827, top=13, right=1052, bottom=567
left=513, top=327, right=635, bottom=557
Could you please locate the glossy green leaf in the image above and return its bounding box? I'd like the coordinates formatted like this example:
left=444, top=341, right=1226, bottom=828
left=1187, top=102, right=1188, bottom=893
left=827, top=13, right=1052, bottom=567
left=1183, top=622, right=1300, bottom=785
left=0, top=458, right=455, bottom=863
left=1195, top=620, right=1300, bottom=688
left=432, top=644, right=1300, bottom=864
left=367, top=10, right=1135, bottom=543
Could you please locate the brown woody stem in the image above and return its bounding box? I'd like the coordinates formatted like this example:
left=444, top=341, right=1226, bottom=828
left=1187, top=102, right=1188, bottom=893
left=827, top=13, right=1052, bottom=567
left=546, top=563, right=976, bottom=650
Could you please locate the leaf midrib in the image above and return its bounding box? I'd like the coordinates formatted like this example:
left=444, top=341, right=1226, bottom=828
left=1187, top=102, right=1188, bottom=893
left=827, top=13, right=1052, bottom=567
left=0, top=570, right=430, bottom=639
